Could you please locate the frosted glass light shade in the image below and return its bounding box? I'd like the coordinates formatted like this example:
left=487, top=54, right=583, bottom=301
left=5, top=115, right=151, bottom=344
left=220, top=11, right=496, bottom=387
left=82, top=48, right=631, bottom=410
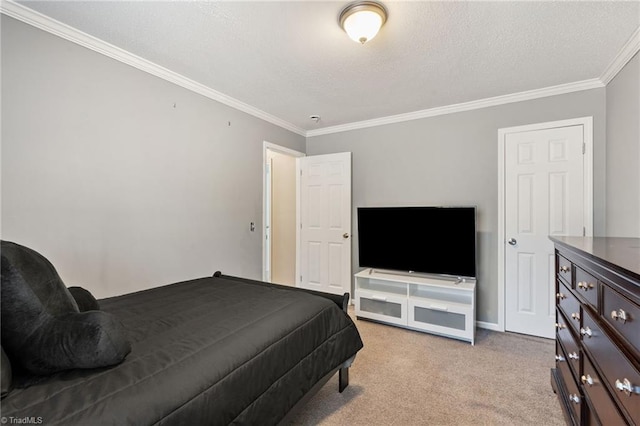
left=339, top=2, right=387, bottom=44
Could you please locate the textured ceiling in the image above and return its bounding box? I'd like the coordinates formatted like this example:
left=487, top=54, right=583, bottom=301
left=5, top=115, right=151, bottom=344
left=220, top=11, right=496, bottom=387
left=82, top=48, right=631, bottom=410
left=14, top=1, right=640, bottom=133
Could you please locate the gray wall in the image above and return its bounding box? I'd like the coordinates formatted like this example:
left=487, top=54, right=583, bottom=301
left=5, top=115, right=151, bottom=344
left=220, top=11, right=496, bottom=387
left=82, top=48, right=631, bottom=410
left=3, top=14, right=636, bottom=326
left=1, top=17, right=305, bottom=298
left=307, top=90, right=607, bottom=325
left=606, top=53, right=640, bottom=237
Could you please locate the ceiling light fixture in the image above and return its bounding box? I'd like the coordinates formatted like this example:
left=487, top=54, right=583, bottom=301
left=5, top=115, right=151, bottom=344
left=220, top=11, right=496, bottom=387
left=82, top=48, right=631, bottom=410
left=339, top=1, right=387, bottom=44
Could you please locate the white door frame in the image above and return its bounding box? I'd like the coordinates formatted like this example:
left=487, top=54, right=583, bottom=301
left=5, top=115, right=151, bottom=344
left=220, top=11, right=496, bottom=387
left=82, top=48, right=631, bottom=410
left=262, top=141, right=304, bottom=282
left=497, top=117, right=593, bottom=332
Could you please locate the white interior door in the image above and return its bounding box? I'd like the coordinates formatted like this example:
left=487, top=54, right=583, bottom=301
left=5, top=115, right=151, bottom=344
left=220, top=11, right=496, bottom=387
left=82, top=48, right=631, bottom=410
left=298, top=152, right=352, bottom=296
left=504, top=124, right=586, bottom=338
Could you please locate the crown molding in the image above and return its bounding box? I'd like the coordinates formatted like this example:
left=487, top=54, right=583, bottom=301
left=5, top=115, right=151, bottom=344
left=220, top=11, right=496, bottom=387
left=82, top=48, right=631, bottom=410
left=600, top=25, right=640, bottom=85
left=3, top=0, right=635, bottom=139
left=306, top=78, right=604, bottom=137
left=0, top=0, right=307, bottom=137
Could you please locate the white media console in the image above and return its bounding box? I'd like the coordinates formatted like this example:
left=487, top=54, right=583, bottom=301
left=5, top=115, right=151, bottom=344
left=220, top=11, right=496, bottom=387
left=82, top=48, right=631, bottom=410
left=354, top=269, right=476, bottom=345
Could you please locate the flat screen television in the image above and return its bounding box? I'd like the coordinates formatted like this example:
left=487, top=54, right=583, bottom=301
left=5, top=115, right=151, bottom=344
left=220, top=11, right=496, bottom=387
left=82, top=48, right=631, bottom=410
left=357, top=206, right=477, bottom=278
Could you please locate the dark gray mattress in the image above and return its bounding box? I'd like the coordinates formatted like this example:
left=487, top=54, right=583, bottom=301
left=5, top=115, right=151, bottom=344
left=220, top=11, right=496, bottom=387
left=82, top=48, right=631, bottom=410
left=1, top=275, right=363, bottom=425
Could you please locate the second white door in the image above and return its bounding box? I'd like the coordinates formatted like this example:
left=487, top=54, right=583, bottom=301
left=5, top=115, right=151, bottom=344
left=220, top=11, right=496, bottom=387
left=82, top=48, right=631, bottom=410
left=298, top=152, right=352, bottom=296
left=504, top=122, right=589, bottom=338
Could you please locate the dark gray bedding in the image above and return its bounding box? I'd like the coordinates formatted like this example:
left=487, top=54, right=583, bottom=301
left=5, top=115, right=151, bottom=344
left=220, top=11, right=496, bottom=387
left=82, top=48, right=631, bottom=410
left=1, top=274, right=363, bottom=425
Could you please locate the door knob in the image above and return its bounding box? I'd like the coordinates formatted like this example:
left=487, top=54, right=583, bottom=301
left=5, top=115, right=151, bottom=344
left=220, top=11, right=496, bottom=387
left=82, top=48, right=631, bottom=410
left=343, top=233, right=350, bottom=239
left=508, top=238, right=517, bottom=246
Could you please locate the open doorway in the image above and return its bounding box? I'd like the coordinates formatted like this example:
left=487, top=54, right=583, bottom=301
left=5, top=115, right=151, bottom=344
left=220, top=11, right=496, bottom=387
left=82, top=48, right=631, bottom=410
left=263, top=142, right=304, bottom=286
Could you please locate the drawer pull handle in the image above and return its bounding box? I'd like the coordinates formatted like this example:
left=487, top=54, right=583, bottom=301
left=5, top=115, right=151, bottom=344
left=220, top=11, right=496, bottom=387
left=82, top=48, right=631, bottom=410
left=428, top=304, right=449, bottom=312
left=556, top=292, right=566, bottom=300
left=615, top=378, right=640, bottom=396
left=555, top=354, right=565, bottom=362
left=555, top=322, right=566, bottom=329
left=370, top=295, right=387, bottom=302
left=571, top=312, right=580, bottom=321
left=581, top=375, right=594, bottom=386
left=577, top=281, right=595, bottom=291
left=560, top=266, right=570, bottom=273
left=611, top=309, right=628, bottom=324
left=580, top=327, right=592, bottom=338
left=568, top=352, right=579, bottom=360
left=569, top=394, right=580, bottom=404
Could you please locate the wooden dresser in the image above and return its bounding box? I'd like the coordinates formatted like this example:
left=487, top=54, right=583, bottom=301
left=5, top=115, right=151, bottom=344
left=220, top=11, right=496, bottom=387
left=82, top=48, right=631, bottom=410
left=550, top=237, right=640, bottom=425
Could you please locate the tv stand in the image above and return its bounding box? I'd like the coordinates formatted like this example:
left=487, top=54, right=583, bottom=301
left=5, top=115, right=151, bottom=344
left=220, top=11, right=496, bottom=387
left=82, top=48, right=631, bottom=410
left=355, top=268, right=476, bottom=344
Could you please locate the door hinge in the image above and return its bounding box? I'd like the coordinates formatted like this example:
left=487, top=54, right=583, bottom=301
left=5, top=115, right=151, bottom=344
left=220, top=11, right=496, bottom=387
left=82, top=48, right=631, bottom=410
left=582, top=143, right=586, bottom=154
left=583, top=226, right=586, bottom=236
left=300, top=275, right=303, bottom=282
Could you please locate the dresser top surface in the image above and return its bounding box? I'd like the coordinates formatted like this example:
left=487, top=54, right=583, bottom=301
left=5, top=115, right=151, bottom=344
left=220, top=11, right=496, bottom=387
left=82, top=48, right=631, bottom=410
left=550, top=236, right=640, bottom=281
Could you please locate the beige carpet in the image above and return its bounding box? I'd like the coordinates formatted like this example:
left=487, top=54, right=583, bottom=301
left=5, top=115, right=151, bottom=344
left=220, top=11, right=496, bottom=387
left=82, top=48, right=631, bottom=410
left=287, top=308, right=564, bottom=425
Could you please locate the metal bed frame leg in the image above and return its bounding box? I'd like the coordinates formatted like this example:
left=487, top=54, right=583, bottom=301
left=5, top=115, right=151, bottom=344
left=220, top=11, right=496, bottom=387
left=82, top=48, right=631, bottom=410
left=339, top=367, right=349, bottom=392
left=339, top=292, right=351, bottom=393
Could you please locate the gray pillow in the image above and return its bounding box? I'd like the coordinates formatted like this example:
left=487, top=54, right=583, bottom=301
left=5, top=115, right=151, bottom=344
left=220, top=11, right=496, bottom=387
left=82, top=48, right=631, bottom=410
left=1, top=248, right=131, bottom=376
left=68, top=286, right=101, bottom=312
left=0, top=241, right=78, bottom=315
left=1, top=346, right=12, bottom=398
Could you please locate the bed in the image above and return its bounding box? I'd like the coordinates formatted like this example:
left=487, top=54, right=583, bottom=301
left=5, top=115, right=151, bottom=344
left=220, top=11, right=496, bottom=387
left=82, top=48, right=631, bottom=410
left=0, top=241, right=364, bottom=425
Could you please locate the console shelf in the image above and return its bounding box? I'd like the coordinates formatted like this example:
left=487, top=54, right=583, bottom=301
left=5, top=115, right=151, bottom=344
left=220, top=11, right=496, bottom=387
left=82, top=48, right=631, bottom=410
left=354, top=269, right=476, bottom=345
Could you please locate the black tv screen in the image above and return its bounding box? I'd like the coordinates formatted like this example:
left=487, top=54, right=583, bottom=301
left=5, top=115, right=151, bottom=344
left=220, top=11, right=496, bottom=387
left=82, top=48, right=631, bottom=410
left=357, top=206, right=477, bottom=278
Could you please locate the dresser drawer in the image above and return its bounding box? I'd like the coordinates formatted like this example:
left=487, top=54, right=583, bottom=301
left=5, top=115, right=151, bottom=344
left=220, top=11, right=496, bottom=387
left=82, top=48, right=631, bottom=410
left=557, top=309, right=581, bottom=380
left=582, top=354, right=627, bottom=426
left=558, top=280, right=582, bottom=334
left=558, top=254, right=573, bottom=285
left=557, top=342, right=582, bottom=424
left=583, top=403, right=596, bottom=426
left=556, top=341, right=568, bottom=366
left=602, top=283, right=640, bottom=355
left=582, top=309, right=640, bottom=422
left=575, top=267, right=598, bottom=308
